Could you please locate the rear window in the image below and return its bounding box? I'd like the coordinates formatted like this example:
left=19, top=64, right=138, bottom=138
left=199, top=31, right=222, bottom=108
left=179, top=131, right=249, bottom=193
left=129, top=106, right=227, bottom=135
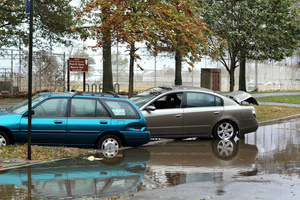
left=103, top=99, right=140, bottom=119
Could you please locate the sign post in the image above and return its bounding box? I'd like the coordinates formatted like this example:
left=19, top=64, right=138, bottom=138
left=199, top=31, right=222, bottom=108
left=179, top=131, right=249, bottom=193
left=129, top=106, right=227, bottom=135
left=68, top=58, right=88, bottom=92
left=27, top=0, right=33, bottom=160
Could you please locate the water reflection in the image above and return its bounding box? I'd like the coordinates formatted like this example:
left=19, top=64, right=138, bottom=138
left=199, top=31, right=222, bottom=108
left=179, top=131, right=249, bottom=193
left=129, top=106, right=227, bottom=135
left=0, top=148, right=150, bottom=199
left=245, top=118, right=300, bottom=176
left=141, top=139, right=258, bottom=190
left=0, top=119, right=299, bottom=199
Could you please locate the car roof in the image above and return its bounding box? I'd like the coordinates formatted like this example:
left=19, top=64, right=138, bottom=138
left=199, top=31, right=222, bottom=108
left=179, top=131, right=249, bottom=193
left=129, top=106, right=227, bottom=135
left=143, top=85, right=215, bottom=95
left=38, top=91, right=128, bottom=100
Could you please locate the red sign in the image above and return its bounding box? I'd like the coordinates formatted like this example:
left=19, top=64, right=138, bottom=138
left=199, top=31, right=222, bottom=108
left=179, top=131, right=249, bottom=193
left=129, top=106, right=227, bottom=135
left=69, top=58, right=88, bottom=72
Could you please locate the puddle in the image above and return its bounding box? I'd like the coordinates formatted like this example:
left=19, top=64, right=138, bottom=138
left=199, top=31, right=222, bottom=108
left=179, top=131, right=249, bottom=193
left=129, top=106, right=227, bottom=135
left=0, top=118, right=299, bottom=199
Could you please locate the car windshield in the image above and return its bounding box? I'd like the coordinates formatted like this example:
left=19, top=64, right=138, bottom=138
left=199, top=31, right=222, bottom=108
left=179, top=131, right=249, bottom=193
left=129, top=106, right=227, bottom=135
left=10, top=94, right=45, bottom=114
left=130, top=89, right=162, bottom=108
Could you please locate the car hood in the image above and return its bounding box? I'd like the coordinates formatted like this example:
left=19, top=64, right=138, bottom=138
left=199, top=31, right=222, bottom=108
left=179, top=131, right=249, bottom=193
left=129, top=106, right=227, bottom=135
left=0, top=109, right=20, bottom=116
left=227, top=91, right=259, bottom=105
left=0, top=109, right=12, bottom=115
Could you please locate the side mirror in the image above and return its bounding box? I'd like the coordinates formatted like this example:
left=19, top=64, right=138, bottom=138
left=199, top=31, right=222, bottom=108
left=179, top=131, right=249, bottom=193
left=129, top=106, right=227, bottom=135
left=24, top=109, right=35, bottom=117
left=145, top=105, right=156, bottom=112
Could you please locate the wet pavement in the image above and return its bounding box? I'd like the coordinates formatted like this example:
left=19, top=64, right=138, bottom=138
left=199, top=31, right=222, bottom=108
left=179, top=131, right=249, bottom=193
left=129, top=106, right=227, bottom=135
left=0, top=117, right=299, bottom=200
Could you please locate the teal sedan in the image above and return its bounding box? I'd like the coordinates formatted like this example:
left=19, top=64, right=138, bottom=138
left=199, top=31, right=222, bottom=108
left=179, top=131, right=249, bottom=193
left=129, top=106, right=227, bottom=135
left=0, top=92, right=150, bottom=149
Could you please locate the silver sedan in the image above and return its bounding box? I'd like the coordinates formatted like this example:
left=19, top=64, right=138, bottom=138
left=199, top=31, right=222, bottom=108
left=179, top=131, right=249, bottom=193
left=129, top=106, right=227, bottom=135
left=130, top=85, right=259, bottom=140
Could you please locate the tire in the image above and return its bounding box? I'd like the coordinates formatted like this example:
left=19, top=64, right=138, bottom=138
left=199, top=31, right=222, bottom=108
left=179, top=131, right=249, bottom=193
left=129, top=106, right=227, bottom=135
left=213, top=121, right=236, bottom=140
left=0, top=131, right=10, bottom=147
left=96, top=134, right=122, bottom=150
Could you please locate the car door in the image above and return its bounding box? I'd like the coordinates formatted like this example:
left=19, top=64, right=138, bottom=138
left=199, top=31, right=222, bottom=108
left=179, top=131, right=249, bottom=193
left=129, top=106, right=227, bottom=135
left=19, top=98, right=68, bottom=145
left=183, top=92, right=224, bottom=136
left=67, top=98, right=111, bottom=145
left=142, top=93, right=183, bottom=137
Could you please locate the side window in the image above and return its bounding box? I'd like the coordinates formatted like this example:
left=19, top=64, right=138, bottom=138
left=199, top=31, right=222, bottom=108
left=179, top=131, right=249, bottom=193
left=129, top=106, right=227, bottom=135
left=34, top=98, right=68, bottom=117
left=104, top=100, right=139, bottom=119
left=71, top=99, right=108, bottom=117
left=186, top=93, right=222, bottom=107
left=153, top=93, right=182, bottom=109
left=96, top=100, right=110, bottom=117
left=215, top=96, right=223, bottom=106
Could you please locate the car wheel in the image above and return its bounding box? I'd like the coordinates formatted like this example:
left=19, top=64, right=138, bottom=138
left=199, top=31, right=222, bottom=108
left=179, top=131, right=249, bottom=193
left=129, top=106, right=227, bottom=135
left=0, top=131, right=10, bottom=147
left=213, top=121, right=236, bottom=140
left=97, top=134, right=122, bottom=150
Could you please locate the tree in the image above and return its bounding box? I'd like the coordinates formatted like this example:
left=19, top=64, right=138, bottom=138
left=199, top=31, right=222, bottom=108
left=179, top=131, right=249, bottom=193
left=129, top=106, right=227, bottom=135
left=80, top=0, right=214, bottom=96
left=0, top=0, right=80, bottom=49
left=29, top=51, right=62, bottom=92
left=239, top=0, right=300, bottom=91
left=143, top=0, right=215, bottom=86
left=198, top=0, right=300, bottom=91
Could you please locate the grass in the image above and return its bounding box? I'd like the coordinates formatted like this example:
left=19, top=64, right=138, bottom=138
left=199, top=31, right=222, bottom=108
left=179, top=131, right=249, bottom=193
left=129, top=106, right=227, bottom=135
left=0, top=98, right=25, bottom=103
left=255, top=95, right=300, bottom=104
left=0, top=144, right=93, bottom=161
left=255, top=105, right=300, bottom=122
left=254, top=94, right=300, bottom=122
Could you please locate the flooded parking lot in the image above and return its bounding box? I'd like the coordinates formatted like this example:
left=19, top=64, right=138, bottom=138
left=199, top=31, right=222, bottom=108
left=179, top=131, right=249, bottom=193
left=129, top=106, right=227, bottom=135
left=0, top=118, right=299, bottom=199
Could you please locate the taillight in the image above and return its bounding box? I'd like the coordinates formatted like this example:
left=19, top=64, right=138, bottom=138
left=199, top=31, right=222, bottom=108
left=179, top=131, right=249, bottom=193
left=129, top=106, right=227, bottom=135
left=252, top=107, right=257, bottom=118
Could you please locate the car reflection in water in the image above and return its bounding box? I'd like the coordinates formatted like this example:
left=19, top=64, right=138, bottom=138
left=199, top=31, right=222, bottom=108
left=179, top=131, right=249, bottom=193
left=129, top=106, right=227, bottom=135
left=0, top=139, right=258, bottom=199
left=141, top=139, right=259, bottom=189
left=0, top=148, right=150, bottom=199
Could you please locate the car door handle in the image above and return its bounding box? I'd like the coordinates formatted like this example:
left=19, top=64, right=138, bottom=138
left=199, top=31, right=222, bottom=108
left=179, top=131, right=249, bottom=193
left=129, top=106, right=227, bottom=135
left=54, top=120, right=63, bottom=124
left=213, top=112, right=220, bottom=115
left=100, top=120, right=108, bottom=124
left=174, top=114, right=182, bottom=118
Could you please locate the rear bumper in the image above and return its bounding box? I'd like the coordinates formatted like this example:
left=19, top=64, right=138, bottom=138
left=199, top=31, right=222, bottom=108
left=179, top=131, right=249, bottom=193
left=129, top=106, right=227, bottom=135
left=120, top=131, right=151, bottom=146
left=239, top=118, right=259, bottom=135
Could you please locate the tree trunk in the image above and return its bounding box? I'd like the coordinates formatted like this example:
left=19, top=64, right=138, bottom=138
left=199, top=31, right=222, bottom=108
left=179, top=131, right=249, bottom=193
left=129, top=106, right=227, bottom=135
left=239, top=54, right=247, bottom=91
left=102, top=33, right=113, bottom=93
left=128, top=43, right=135, bottom=98
left=175, top=50, right=182, bottom=85
left=229, top=67, right=235, bottom=92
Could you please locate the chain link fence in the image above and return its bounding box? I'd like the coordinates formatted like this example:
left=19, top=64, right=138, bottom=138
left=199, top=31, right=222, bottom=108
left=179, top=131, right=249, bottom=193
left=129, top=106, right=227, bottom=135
left=0, top=47, right=299, bottom=94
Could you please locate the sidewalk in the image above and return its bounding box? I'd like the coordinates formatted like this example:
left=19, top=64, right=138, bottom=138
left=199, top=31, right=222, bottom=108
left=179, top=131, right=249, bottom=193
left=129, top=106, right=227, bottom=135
left=251, top=92, right=300, bottom=97
left=258, top=101, right=300, bottom=107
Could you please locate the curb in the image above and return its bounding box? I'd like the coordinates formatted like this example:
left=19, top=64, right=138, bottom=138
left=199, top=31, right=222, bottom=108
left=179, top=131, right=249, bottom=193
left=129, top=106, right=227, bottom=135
left=259, top=114, right=300, bottom=126
left=142, top=139, right=174, bottom=146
